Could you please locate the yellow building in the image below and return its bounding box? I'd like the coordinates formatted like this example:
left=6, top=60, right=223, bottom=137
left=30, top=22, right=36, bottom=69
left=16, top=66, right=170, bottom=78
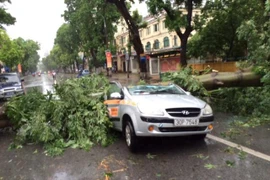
left=114, top=9, right=201, bottom=75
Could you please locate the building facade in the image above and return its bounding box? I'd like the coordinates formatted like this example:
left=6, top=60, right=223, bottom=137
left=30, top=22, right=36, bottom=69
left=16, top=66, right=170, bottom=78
left=114, top=9, right=201, bottom=75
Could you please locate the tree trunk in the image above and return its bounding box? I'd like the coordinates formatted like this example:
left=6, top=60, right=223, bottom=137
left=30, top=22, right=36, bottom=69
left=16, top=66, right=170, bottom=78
left=180, top=37, right=188, bottom=67
left=107, top=0, right=147, bottom=76
left=197, top=71, right=262, bottom=90
left=163, top=0, right=193, bottom=67
left=90, top=48, right=98, bottom=67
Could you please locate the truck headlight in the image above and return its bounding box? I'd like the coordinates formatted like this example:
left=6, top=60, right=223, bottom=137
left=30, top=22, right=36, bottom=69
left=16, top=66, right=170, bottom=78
left=203, top=104, right=213, bottom=115
left=137, top=104, right=164, bottom=116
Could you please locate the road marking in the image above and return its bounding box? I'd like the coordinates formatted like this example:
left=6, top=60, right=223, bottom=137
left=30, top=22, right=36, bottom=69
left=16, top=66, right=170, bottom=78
left=207, top=134, right=270, bottom=162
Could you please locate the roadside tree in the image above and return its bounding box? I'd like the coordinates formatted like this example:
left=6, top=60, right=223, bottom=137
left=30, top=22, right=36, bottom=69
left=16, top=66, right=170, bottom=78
left=146, top=0, right=203, bottom=67
left=187, top=0, right=263, bottom=61
left=0, top=0, right=16, bottom=29
left=64, top=0, right=120, bottom=68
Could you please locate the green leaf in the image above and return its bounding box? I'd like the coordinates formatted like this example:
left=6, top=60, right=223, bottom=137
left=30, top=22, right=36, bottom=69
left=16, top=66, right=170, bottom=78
left=204, top=163, right=217, bottom=169
left=238, top=150, right=247, bottom=160
left=225, top=160, right=235, bottom=167
left=146, top=153, right=157, bottom=159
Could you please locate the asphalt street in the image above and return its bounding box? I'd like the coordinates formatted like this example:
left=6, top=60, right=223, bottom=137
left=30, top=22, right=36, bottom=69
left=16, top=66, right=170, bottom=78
left=0, top=73, right=269, bottom=180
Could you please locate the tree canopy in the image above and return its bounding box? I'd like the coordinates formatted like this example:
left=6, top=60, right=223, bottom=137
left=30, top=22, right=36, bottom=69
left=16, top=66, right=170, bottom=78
left=187, top=0, right=263, bottom=61
left=64, top=0, right=120, bottom=68
left=146, top=0, right=203, bottom=67
left=0, top=0, right=16, bottom=29
left=0, top=30, right=40, bottom=72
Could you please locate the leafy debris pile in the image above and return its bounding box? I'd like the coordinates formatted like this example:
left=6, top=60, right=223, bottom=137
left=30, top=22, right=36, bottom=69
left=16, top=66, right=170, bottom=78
left=161, top=67, right=209, bottom=98
left=6, top=74, right=112, bottom=156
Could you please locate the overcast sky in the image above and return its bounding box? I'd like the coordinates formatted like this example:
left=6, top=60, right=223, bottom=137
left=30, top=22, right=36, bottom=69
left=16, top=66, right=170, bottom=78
left=4, top=0, right=147, bottom=59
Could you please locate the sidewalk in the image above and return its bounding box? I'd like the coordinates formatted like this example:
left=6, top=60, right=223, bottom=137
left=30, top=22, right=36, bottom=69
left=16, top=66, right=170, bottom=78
left=108, top=72, right=161, bottom=86
left=109, top=72, right=140, bottom=85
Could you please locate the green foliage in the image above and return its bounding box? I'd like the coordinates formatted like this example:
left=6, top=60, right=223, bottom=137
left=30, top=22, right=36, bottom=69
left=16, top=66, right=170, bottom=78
left=188, top=0, right=261, bottom=60
left=0, top=34, right=40, bottom=72
left=132, top=9, right=147, bottom=29
left=146, top=0, right=203, bottom=66
left=6, top=74, right=113, bottom=156
left=44, top=44, right=72, bottom=71
left=161, top=67, right=209, bottom=98
left=0, top=0, right=16, bottom=29
left=204, top=163, right=216, bottom=170
left=146, top=153, right=156, bottom=159
left=18, top=39, right=40, bottom=72
left=211, top=87, right=270, bottom=126
left=238, top=150, right=247, bottom=160
left=209, top=1, right=270, bottom=134
left=225, top=160, right=235, bottom=167
left=237, top=1, right=270, bottom=81
left=63, top=0, right=120, bottom=68
left=52, top=23, right=80, bottom=71
left=137, top=79, right=146, bottom=85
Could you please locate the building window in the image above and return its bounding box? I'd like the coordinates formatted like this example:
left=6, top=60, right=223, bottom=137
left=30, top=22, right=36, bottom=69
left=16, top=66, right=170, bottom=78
left=121, top=36, right=127, bottom=46
left=145, top=42, right=151, bottom=51
left=153, top=23, right=159, bottom=32
left=153, top=40, right=160, bottom=49
left=162, top=21, right=166, bottom=29
left=173, top=35, right=178, bottom=46
left=163, top=37, right=170, bottom=47
left=139, top=30, right=143, bottom=37
left=146, top=27, right=151, bottom=35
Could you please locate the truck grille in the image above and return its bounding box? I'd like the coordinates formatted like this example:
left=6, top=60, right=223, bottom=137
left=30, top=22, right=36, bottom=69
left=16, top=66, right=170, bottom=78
left=166, top=108, right=201, bottom=117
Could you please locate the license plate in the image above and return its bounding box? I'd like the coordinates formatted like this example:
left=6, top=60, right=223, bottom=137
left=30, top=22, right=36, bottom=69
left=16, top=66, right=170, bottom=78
left=174, top=119, right=199, bottom=126
left=6, top=92, right=14, bottom=96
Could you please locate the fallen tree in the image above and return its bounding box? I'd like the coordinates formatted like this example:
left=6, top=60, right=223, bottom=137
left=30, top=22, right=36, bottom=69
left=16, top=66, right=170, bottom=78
left=161, top=67, right=262, bottom=93
left=3, top=75, right=113, bottom=156
left=197, top=71, right=262, bottom=90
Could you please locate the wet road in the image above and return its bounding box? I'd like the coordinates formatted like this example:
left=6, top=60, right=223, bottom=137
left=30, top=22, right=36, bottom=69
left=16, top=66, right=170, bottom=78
left=23, top=73, right=56, bottom=94
left=0, top=74, right=270, bottom=180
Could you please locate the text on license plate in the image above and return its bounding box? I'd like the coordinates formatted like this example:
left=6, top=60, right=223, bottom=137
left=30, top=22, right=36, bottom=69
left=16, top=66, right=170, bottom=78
left=174, top=119, right=199, bottom=126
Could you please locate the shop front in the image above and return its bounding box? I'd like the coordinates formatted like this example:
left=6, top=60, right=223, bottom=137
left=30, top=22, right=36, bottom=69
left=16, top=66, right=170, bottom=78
left=148, top=47, right=181, bottom=78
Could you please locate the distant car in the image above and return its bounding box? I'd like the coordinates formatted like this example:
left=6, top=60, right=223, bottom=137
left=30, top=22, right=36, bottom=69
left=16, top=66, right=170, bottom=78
left=0, top=73, right=24, bottom=100
left=77, top=69, right=90, bottom=78
left=104, top=81, right=214, bottom=152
